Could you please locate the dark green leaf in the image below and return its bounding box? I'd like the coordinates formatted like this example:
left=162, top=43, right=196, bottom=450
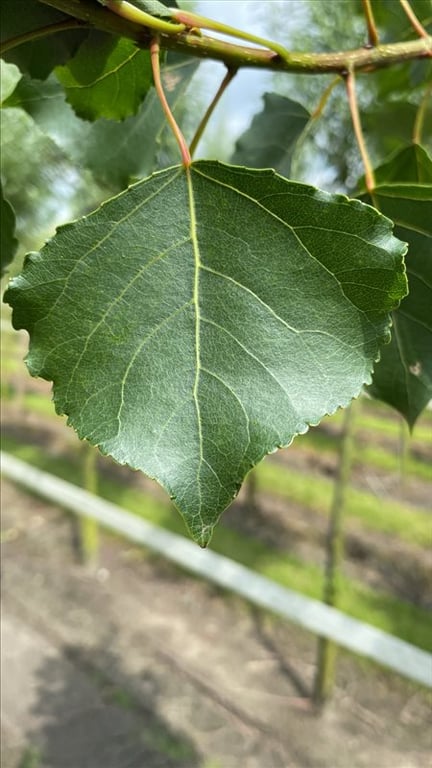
left=0, top=182, right=18, bottom=276
left=364, top=146, right=432, bottom=427
left=372, top=144, right=432, bottom=185
left=7, top=55, right=198, bottom=188
left=231, top=93, right=310, bottom=176
left=1, top=0, right=88, bottom=79
left=55, top=32, right=152, bottom=121
left=5, top=162, right=407, bottom=545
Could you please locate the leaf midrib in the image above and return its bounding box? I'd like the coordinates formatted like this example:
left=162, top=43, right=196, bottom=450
left=186, top=166, right=204, bottom=521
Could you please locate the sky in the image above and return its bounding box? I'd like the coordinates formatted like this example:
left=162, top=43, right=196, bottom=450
left=189, top=1, right=306, bottom=158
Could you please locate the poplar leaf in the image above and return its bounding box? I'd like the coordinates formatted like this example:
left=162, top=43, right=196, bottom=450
left=364, top=146, right=432, bottom=427
left=1, top=0, right=88, bottom=80
left=55, top=32, right=152, bottom=121
left=5, top=162, right=407, bottom=544
left=231, top=93, right=310, bottom=176
left=1, top=183, right=18, bottom=276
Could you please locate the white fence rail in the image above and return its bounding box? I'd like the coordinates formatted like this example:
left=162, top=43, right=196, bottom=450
left=2, top=451, right=431, bottom=688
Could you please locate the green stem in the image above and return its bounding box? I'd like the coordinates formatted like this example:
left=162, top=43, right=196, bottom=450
left=345, top=67, right=375, bottom=194
left=399, top=417, right=410, bottom=489
left=38, top=0, right=432, bottom=74
left=150, top=35, right=191, bottom=167
left=399, top=0, right=431, bottom=39
left=311, top=75, right=341, bottom=119
left=290, top=75, right=341, bottom=178
left=362, top=0, right=379, bottom=46
left=189, top=66, right=237, bottom=158
left=413, top=81, right=432, bottom=143
left=104, top=0, right=185, bottom=34
left=314, top=401, right=355, bottom=707
left=171, top=7, right=292, bottom=63
left=0, top=19, right=87, bottom=55
left=79, top=443, right=100, bottom=566
left=245, top=469, right=258, bottom=512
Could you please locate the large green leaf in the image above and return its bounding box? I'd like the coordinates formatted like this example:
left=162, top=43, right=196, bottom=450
left=231, top=93, right=310, bottom=176
left=5, top=162, right=407, bottom=545
left=0, top=182, right=18, bottom=276
left=55, top=32, right=152, bottom=121
left=1, top=0, right=88, bottom=79
left=364, top=147, right=432, bottom=427
left=6, top=55, right=198, bottom=188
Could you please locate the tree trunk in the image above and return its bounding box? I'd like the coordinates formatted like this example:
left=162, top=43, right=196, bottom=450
left=314, top=401, right=356, bottom=706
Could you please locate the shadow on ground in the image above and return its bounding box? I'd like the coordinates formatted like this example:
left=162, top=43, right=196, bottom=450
left=17, top=639, right=201, bottom=768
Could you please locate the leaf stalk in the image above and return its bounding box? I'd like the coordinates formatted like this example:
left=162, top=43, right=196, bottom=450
left=413, top=81, right=432, bottom=144
left=399, top=0, right=431, bottom=40
left=189, top=67, right=237, bottom=158
left=361, top=0, right=379, bottom=46
left=150, top=35, right=191, bottom=168
left=345, top=68, right=375, bottom=194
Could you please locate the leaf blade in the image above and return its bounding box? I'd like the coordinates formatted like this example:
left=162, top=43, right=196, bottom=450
left=55, top=32, right=152, bottom=121
left=5, top=162, right=407, bottom=544
left=0, top=182, right=18, bottom=276
left=231, top=93, right=310, bottom=176
left=363, top=146, right=432, bottom=428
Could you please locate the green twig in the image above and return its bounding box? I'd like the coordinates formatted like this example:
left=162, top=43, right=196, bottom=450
left=314, top=401, right=356, bottom=706
left=189, top=66, right=237, bottom=158
left=399, top=0, right=431, bottom=39
left=104, top=0, right=185, bottom=34
left=79, top=443, right=100, bottom=566
left=399, top=417, right=410, bottom=489
left=290, top=75, right=341, bottom=178
left=150, top=35, right=191, bottom=167
left=37, top=0, right=432, bottom=74
left=171, top=7, right=292, bottom=64
left=413, top=81, right=432, bottom=143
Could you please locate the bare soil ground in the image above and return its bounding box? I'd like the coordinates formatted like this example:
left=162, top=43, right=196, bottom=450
left=2, top=480, right=432, bottom=768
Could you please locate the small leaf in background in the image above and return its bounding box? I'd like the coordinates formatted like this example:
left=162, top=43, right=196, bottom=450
left=372, top=144, right=432, bottom=185
left=0, top=182, right=18, bottom=277
left=364, top=145, right=432, bottom=428
left=231, top=93, right=310, bottom=176
left=55, top=32, right=152, bottom=121
left=364, top=100, right=432, bottom=159
left=5, top=162, right=407, bottom=545
left=1, top=0, right=88, bottom=80
left=0, top=60, right=22, bottom=104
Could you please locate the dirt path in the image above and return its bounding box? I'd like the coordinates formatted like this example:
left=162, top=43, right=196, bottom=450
left=2, top=480, right=431, bottom=768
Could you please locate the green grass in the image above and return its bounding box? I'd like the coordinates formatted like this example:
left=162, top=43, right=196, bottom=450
left=2, top=436, right=431, bottom=653
left=300, top=427, right=431, bottom=482
left=254, top=460, right=431, bottom=548
left=323, top=407, right=432, bottom=444
left=12, top=385, right=432, bottom=483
